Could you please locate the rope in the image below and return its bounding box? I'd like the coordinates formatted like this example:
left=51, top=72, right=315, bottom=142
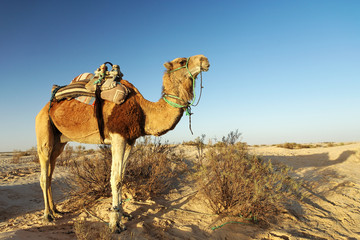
left=192, top=71, right=203, bottom=107
left=163, top=57, right=205, bottom=134
left=188, top=107, right=193, bottom=135
left=163, top=57, right=198, bottom=108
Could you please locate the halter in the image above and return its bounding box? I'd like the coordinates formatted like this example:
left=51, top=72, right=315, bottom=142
left=162, top=57, right=204, bottom=134
left=162, top=57, right=202, bottom=113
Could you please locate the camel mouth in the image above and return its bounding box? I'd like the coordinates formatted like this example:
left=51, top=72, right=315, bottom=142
left=201, top=64, right=210, bottom=72
left=200, top=60, right=210, bottom=72
left=190, top=64, right=209, bottom=78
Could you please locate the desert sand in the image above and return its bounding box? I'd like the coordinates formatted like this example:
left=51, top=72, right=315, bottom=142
left=1, top=142, right=360, bottom=239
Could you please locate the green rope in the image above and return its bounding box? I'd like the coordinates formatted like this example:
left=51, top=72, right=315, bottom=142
left=93, top=73, right=104, bottom=85
left=163, top=95, right=192, bottom=116
left=163, top=57, right=198, bottom=116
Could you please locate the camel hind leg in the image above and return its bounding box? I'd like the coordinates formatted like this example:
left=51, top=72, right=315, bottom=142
left=47, top=141, right=67, bottom=215
left=36, top=104, right=66, bottom=221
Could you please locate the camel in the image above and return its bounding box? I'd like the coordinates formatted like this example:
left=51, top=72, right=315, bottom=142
left=35, top=54, right=210, bottom=232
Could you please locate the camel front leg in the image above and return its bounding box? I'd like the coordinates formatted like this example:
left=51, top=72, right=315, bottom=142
left=109, top=133, right=127, bottom=233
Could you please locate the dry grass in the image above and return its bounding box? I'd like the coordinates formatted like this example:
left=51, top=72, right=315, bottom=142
left=67, top=137, right=187, bottom=206
left=275, top=142, right=314, bottom=149
left=274, top=142, right=350, bottom=149
left=197, top=131, right=301, bottom=225
left=57, top=145, right=74, bottom=166
left=66, top=131, right=301, bottom=227
left=124, top=137, right=187, bottom=200
left=67, top=145, right=112, bottom=206
left=11, top=147, right=38, bottom=164
left=74, top=220, right=112, bottom=240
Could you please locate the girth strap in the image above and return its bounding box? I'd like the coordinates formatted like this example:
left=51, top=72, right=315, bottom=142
left=94, top=85, right=105, bottom=143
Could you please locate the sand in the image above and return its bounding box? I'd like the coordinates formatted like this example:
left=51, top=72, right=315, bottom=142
left=1, top=143, right=360, bottom=239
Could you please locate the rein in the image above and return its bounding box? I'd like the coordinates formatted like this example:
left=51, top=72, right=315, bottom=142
left=162, top=57, right=204, bottom=134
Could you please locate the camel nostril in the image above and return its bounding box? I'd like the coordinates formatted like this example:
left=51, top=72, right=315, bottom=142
left=201, top=62, right=210, bottom=71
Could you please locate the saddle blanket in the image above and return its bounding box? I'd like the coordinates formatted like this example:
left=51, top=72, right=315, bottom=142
left=52, top=73, right=129, bottom=105
left=75, top=96, right=96, bottom=105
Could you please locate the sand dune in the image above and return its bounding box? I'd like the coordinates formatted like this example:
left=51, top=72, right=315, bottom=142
left=1, top=143, right=360, bottom=239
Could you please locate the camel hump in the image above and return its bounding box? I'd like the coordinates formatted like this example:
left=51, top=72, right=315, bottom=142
left=120, top=80, right=140, bottom=94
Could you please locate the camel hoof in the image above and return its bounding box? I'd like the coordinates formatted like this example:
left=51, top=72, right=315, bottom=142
left=111, top=222, right=127, bottom=233
left=53, top=209, right=64, bottom=218
left=43, top=214, right=55, bottom=223
left=54, top=208, right=63, bottom=214
left=122, top=212, right=133, bottom=221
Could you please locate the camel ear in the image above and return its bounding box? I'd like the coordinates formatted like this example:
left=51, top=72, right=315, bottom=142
left=164, top=62, right=172, bottom=70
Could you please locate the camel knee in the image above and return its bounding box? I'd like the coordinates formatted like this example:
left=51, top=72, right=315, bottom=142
left=40, top=173, right=47, bottom=190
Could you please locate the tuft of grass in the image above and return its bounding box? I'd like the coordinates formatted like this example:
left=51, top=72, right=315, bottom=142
left=275, top=142, right=351, bottom=149
left=11, top=149, right=34, bottom=164
left=197, top=132, right=301, bottom=225
left=74, top=220, right=112, bottom=240
left=221, top=129, right=241, bottom=145
left=193, top=134, right=206, bottom=166
left=58, top=145, right=74, bottom=166
left=11, top=150, right=23, bottom=164
left=276, top=142, right=313, bottom=149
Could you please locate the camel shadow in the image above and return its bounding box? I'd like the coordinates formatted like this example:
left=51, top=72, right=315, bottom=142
left=0, top=176, right=70, bottom=222
left=261, top=150, right=356, bottom=171
left=120, top=188, right=259, bottom=239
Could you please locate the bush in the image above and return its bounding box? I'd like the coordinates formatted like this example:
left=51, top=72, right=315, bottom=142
left=12, top=150, right=23, bottom=164
left=58, top=145, right=74, bottom=166
left=124, top=137, right=187, bottom=200
left=276, top=142, right=313, bottom=149
left=67, top=137, right=186, bottom=205
left=221, top=129, right=241, bottom=145
left=68, top=145, right=112, bottom=204
left=198, top=141, right=301, bottom=224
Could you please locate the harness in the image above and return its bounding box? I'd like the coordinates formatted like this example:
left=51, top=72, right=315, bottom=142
left=162, top=57, right=204, bottom=134
left=48, top=62, right=126, bottom=143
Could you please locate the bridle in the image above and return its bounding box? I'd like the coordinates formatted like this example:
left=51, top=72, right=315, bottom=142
left=162, top=57, right=204, bottom=134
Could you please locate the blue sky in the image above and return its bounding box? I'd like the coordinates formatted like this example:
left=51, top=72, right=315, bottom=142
left=1, top=0, right=360, bottom=151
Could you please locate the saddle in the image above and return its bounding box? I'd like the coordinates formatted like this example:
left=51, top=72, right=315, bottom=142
left=49, top=62, right=129, bottom=143
left=52, top=62, right=129, bottom=105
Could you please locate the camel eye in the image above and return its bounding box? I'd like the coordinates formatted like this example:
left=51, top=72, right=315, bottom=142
left=179, top=60, right=186, bottom=65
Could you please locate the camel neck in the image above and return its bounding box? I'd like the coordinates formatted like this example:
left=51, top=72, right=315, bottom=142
left=141, top=97, right=184, bottom=136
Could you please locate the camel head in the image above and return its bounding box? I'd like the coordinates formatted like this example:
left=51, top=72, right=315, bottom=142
left=163, top=55, right=210, bottom=103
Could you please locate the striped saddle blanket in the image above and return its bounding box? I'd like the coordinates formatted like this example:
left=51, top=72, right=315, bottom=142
left=53, top=73, right=128, bottom=105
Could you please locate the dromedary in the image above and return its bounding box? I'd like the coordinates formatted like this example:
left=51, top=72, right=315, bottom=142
left=35, top=55, right=210, bottom=232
